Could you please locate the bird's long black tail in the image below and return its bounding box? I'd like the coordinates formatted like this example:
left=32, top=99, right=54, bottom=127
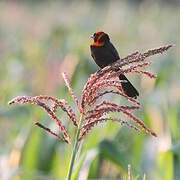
left=119, top=74, right=139, bottom=99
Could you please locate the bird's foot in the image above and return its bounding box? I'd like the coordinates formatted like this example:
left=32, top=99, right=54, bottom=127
left=110, top=65, right=119, bottom=72
left=97, top=69, right=103, bottom=75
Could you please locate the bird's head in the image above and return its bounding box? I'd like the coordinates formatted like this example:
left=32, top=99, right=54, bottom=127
left=91, top=31, right=110, bottom=46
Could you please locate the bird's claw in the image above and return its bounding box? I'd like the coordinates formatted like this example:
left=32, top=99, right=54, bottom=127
left=110, top=65, right=119, bottom=72
left=97, top=69, right=103, bottom=75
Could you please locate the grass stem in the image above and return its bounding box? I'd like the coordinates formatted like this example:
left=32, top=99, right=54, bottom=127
left=66, top=113, right=83, bottom=180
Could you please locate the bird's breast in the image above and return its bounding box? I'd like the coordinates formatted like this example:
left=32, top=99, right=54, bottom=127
left=90, top=45, right=118, bottom=68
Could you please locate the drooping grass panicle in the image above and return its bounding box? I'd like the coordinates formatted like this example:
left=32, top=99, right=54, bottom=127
left=85, top=79, right=124, bottom=105
left=87, top=101, right=140, bottom=116
left=112, top=44, right=173, bottom=69
left=62, top=72, right=80, bottom=112
left=83, top=117, right=140, bottom=132
left=99, top=101, right=156, bottom=137
left=89, top=90, right=141, bottom=107
left=131, top=70, right=157, bottom=79
left=8, top=96, right=70, bottom=143
left=81, top=72, right=101, bottom=110
left=84, top=102, right=141, bottom=128
left=119, top=108, right=157, bottom=137
left=79, top=117, right=140, bottom=141
left=121, top=61, right=152, bottom=73
left=34, top=95, right=78, bottom=126
left=34, top=122, right=64, bottom=141
left=83, top=100, right=156, bottom=137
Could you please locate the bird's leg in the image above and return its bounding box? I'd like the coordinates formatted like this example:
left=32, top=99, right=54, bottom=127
left=97, top=69, right=104, bottom=75
left=109, top=64, right=120, bottom=72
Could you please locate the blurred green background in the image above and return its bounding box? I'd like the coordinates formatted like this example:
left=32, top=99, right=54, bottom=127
left=0, top=0, right=180, bottom=179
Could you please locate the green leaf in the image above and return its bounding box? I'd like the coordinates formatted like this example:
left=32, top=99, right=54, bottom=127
left=168, top=143, right=180, bottom=179
left=157, top=151, right=173, bottom=180
left=19, top=124, right=59, bottom=179
left=99, top=139, right=128, bottom=171
left=87, top=153, right=100, bottom=179
left=71, top=153, right=86, bottom=180
left=143, top=174, right=146, bottom=180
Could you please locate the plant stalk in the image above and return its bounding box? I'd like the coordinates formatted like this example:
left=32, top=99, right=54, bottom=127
left=66, top=113, right=83, bottom=180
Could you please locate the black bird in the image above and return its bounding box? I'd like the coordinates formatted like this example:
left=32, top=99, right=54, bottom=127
left=90, top=31, right=139, bottom=99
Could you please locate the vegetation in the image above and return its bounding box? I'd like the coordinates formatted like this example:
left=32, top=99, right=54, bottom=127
left=0, top=1, right=180, bottom=179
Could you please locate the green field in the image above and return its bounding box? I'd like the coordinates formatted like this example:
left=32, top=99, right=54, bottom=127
left=0, top=1, right=180, bottom=179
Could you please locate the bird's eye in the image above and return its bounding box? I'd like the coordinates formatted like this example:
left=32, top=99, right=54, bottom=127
left=93, top=33, right=96, bottom=37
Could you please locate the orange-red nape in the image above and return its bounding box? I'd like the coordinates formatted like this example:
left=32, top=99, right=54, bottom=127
left=91, top=31, right=105, bottom=47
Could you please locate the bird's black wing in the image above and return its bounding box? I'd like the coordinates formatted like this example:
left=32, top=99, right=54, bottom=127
left=106, top=42, right=139, bottom=98
left=105, top=41, right=120, bottom=61
left=90, top=45, right=115, bottom=68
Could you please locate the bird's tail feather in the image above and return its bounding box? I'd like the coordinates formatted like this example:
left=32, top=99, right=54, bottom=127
left=119, top=74, right=139, bottom=99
